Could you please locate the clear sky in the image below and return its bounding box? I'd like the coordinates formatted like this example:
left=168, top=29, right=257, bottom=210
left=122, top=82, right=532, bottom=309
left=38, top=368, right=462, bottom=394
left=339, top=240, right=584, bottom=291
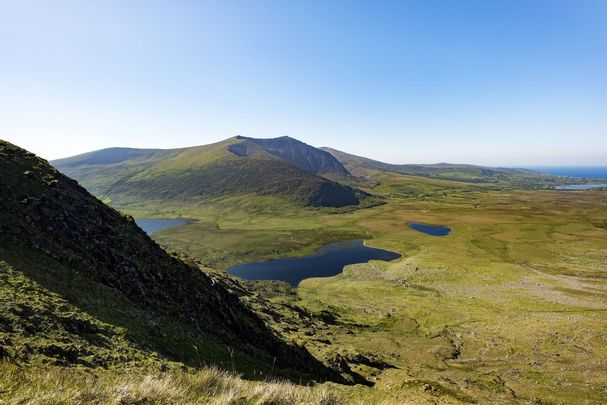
left=1, top=0, right=606, bottom=166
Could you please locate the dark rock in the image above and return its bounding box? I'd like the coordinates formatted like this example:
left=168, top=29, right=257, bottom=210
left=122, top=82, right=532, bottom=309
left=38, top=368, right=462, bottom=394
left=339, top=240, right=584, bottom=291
left=59, top=316, right=99, bottom=334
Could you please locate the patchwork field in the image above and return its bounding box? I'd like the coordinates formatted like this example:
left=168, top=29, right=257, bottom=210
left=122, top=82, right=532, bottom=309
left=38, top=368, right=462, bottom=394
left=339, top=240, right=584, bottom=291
left=118, top=171, right=607, bottom=403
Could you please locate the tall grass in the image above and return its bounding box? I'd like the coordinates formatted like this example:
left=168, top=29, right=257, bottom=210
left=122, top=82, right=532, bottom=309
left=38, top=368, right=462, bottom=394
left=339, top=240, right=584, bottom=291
left=0, top=362, right=342, bottom=404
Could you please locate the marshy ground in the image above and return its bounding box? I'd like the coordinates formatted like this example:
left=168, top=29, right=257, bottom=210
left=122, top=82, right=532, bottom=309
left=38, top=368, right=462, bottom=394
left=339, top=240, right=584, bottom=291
left=114, top=170, right=607, bottom=403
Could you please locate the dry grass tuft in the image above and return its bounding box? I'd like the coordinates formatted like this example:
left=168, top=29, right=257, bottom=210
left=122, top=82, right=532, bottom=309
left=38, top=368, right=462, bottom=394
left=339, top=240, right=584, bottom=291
left=0, top=362, right=342, bottom=405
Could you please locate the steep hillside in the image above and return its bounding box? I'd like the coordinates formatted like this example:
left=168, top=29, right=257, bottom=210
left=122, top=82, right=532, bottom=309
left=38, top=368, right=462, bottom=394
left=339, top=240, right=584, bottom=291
left=235, top=136, right=351, bottom=177
left=53, top=137, right=362, bottom=208
left=0, top=140, right=342, bottom=381
left=322, top=147, right=563, bottom=186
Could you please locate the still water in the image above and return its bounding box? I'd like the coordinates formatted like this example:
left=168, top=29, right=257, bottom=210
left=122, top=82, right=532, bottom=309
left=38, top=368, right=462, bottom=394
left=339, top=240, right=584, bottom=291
left=135, top=218, right=193, bottom=235
left=408, top=222, right=452, bottom=236
left=228, top=239, right=401, bottom=287
left=554, top=184, right=607, bottom=190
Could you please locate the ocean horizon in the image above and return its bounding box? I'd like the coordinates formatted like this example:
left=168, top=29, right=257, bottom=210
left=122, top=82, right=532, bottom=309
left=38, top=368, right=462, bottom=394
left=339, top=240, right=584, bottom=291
left=526, top=166, right=607, bottom=179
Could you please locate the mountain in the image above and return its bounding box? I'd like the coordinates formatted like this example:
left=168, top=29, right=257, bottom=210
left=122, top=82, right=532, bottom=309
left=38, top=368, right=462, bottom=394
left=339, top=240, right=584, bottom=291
left=233, top=136, right=352, bottom=178
left=322, top=147, right=554, bottom=185
left=53, top=137, right=362, bottom=208
left=0, top=139, right=342, bottom=380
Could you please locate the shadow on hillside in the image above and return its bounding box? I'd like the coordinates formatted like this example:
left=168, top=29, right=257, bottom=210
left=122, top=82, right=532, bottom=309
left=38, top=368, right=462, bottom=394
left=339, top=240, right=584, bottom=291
left=1, top=246, right=371, bottom=386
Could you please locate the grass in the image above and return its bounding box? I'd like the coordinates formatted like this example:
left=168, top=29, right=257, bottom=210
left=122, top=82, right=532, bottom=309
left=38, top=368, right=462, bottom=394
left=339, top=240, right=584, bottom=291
left=7, top=138, right=607, bottom=403
left=0, top=362, right=342, bottom=405
left=53, top=137, right=365, bottom=208
left=0, top=139, right=345, bottom=394
left=323, top=147, right=573, bottom=188
left=119, top=170, right=607, bottom=403
left=292, top=185, right=607, bottom=403
left=108, top=195, right=372, bottom=270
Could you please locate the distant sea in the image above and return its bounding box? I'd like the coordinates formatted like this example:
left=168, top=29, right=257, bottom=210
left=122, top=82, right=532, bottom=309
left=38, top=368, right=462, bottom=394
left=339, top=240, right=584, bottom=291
left=528, top=166, right=607, bottom=179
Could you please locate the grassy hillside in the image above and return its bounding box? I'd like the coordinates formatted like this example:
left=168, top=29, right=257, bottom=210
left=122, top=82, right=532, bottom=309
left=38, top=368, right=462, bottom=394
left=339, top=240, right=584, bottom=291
left=53, top=137, right=364, bottom=208
left=322, top=147, right=568, bottom=187
left=0, top=140, right=346, bottom=384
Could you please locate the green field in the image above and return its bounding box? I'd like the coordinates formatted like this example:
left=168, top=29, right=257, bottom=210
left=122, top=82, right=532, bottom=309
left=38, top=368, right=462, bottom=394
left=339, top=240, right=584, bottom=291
left=11, top=137, right=607, bottom=403
left=109, top=169, right=607, bottom=403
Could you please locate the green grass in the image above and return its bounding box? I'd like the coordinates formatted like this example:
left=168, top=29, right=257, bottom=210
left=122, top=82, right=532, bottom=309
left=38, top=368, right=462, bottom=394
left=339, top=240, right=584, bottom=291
left=323, top=146, right=574, bottom=188
left=121, top=169, right=607, bottom=403
left=0, top=139, right=344, bottom=390
left=53, top=137, right=365, bottom=208
left=6, top=138, right=607, bottom=403
left=117, top=195, right=371, bottom=270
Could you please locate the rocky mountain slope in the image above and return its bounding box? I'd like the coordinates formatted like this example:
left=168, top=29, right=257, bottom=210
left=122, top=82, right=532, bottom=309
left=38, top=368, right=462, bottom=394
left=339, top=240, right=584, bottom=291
left=234, top=136, right=352, bottom=178
left=0, top=139, right=342, bottom=381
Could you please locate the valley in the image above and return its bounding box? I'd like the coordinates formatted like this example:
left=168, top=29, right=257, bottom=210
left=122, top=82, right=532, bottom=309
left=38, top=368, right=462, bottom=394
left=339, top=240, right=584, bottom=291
left=4, top=1, right=606, bottom=402
left=40, top=137, right=607, bottom=403
left=126, top=174, right=607, bottom=402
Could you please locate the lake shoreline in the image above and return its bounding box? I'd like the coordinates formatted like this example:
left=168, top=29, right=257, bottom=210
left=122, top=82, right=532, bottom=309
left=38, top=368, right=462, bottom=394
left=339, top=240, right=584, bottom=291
left=227, top=239, right=401, bottom=286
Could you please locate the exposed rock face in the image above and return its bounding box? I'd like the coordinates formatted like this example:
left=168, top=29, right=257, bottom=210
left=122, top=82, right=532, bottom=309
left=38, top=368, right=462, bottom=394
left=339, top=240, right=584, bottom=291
left=236, top=136, right=352, bottom=177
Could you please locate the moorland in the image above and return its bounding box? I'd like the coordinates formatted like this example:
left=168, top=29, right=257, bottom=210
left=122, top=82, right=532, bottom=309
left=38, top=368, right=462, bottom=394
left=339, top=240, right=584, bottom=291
left=1, top=136, right=606, bottom=403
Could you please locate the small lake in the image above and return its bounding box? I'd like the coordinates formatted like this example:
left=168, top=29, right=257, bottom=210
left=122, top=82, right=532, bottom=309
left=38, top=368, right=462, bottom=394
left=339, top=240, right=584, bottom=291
left=554, top=184, right=607, bottom=190
left=227, top=239, right=401, bottom=287
left=408, top=222, right=451, bottom=236
left=135, top=218, right=193, bottom=235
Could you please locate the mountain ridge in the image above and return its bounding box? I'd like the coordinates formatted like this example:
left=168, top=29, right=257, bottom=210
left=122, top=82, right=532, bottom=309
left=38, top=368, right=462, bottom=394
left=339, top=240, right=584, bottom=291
left=321, top=146, right=557, bottom=185
left=52, top=137, right=363, bottom=208
left=236, top=136, right=352, bottom=177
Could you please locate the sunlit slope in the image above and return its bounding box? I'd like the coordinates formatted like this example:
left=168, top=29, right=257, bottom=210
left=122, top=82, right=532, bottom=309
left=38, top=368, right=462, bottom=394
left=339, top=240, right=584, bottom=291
left=322, top=146, right=563, bottom=186
left=53, top=137, right=363, bottom=208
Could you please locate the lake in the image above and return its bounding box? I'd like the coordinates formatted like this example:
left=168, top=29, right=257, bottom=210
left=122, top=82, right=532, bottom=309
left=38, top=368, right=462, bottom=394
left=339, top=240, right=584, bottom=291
left=135, top=218, right=193, bottom=235
left=227, top=239, right=401, bottom=287
left=408, top=222, right=451, bottom=236
left=554, top=184, right=607, bottom=190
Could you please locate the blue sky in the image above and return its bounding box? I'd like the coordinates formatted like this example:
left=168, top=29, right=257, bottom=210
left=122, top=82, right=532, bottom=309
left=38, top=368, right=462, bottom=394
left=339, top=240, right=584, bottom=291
left=1, top=0, right=606, bottom=165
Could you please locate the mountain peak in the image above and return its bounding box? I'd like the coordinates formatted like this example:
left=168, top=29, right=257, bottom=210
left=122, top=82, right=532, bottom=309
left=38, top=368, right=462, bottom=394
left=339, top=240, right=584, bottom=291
left=235, top=136, right=352, bottom=178
left=53, top=136, right=362, bottom=208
